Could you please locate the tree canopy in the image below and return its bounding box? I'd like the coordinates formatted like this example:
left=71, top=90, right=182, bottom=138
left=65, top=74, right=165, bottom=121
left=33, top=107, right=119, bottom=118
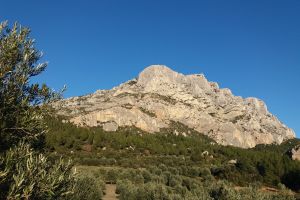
left=0, top=21, right=73, bottom=200
left=0, top=21, right=60, bottom=151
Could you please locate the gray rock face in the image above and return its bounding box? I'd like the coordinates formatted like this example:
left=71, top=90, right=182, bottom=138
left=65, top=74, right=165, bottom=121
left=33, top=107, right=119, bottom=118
left=53, top=65, right=295, bottom=148
left=291, top=145, right=300, bottom=161
left=102, top=121, right=119, bottom=132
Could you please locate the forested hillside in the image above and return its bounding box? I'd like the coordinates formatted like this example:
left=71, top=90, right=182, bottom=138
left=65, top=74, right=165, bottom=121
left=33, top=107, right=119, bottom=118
left=45, top=116, right=300, bottom=199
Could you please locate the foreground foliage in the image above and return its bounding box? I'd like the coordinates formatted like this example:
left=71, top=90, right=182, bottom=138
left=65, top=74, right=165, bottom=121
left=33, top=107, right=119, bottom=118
left=0, top=21, right=74, bottom=200
left=0, top=21, right=60, bottom=152
left=0, top=143, right=75, bottom=199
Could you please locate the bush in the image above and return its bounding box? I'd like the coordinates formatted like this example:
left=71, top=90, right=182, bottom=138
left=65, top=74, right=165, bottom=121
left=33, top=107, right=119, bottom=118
left=69, top=175, right=104, bottom=200
left=117, top=181, right=171, bottom=200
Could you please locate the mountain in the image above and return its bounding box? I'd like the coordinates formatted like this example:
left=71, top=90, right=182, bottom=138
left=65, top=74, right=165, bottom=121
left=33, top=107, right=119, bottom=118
left=53, top=65, right=295, bottom=148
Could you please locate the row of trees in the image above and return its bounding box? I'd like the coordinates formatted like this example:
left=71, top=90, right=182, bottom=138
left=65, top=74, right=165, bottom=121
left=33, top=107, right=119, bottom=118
left=76, top=165, right=296, bottom=200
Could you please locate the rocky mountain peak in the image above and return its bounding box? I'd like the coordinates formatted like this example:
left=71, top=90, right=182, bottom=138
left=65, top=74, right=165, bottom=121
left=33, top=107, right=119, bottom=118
left=138, top=65, right=182, bottom=85
left=53, top=65, right=295, bottom=148
left=137, top=65, right=185, bottom=92
left=138, top=65, right=176, bottom=80
left=137, top=65, right=213, bottom=96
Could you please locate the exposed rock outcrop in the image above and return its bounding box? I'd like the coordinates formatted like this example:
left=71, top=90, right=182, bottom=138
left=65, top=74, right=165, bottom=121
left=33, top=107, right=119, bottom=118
left=53, top=65, right=295, bottom=148
left=291, top=145, right=300, bottom=161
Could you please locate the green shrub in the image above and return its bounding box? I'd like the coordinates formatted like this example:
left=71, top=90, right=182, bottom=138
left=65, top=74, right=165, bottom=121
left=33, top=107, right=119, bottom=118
left=69, top=175, right=104, bottom=200
left=106, top=169, right=118, bottom=183
left=117, top=181, right=171, bottom=200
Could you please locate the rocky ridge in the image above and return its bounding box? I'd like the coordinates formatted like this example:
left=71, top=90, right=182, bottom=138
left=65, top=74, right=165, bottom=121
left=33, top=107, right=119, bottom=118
left=53, top=65, right=295, bottom=148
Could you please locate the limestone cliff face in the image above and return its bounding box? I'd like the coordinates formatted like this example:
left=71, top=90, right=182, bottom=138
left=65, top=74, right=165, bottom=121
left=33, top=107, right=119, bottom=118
left=291, top=145, right=300, bottom=161
left=53, top=65, right=295, bottom=148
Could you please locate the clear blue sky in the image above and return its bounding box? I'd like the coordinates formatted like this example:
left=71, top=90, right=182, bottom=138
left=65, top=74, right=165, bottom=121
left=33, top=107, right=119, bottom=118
left=1, top=0, right=299, bottom=137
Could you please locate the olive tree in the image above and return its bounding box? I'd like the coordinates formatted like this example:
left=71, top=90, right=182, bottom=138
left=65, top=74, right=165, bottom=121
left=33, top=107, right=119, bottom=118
left=0, top=142, right=75, bottom=199
left=0, top=21, right=73, bottom=200
left=0, top=21, right=62, bottom=151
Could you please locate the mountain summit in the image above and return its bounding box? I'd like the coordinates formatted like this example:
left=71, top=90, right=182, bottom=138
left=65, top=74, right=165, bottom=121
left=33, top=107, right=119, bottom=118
left=54, top=65, right=295, bottom=148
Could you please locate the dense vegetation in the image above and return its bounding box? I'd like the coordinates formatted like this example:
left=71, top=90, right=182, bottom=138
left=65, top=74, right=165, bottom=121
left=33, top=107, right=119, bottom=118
left=45, top=116, right=300, bottom=199
left=72, top=164, right=297, bottom=200
left=0, top=21, right=76, bottom=199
